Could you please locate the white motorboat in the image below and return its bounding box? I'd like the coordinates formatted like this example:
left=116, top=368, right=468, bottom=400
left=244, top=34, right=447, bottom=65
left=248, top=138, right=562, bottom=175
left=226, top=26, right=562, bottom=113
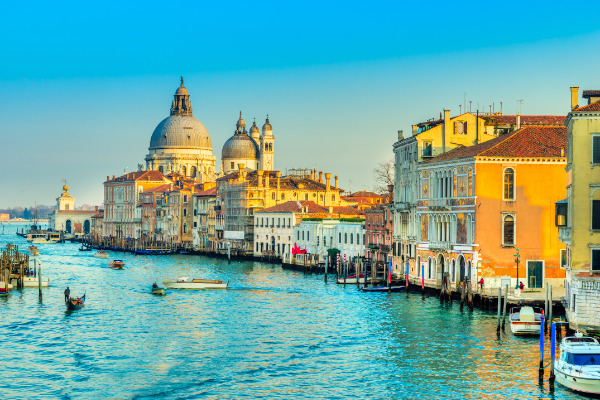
left=94, top=250, right=109, bottom=259
left=164, top=277, right=228, bottom=289
left=0, top=282, right=13, bottom=293
left=555, top=333, right=600, bottom=395
left=509, top=306, right=543, bottom=335
left=336, top=274, right=366, bottom=284
left=22, top=276, right=50, bottom=287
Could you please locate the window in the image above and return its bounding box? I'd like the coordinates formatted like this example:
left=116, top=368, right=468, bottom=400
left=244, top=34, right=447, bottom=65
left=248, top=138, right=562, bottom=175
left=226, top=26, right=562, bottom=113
left=503, top=215, right=515, bottom=246
left=281, top=193, right=285, bottom=200
left=350, top=234, right=353, bottom=244
left=183, top=208, right=187, bottom=217
left=307, top=231, right=310, bottom=241
left=560, top=249, right=567, bottom=269
left=339, top=233, right=342, bottom=243
left=183, top=195, right=188, bottom=202
left=324, top=236, right=326, bottom=246
left=272, top=193, right=275, bottom=200
left=503, top=168, right=515, bottom=200
left=194, top=209, right=197, bottom=216
left=592, top=249, right=600, bottom=271
left=230, top=162, right=234, bottom=169
left=454, top=121, right=467, bottom=135
left=344, top=233, right=347, bottom=244
left=302, top=231, right=305, bottom=240
left=422, top=141, right=433, bottom=157
left=594, top=136, right=600, bottom=163
left=193, top=221, right=197, bottom=228
left=305, top=194, right=309, bottom=200
left=593, top=200, right=600, bottom=230
left=183, top=223, right=187, bottom=233
left=317, top=236, right=320, bottom=246
left=356, top=233, right=359, bottom=244
left=332, top=195, right=335, bottom=201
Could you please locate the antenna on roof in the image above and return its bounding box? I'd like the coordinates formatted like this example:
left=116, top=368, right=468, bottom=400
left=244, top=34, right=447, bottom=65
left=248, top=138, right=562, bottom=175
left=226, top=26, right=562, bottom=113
left=459, top=105, right=462, bottom=114
left=500, top=102, right=503, bottom=115
left=517, top=99, right=526, bottom=115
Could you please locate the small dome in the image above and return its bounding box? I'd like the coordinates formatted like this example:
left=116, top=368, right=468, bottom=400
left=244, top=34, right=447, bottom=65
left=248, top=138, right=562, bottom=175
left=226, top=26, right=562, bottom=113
left=237, top=111, right=246, bottom=128
left=222, top=134, right=259, bottom=160
left=175, top=85, right=189, bottom=96
left=63, top=184, right=69, bottom=192
left=149, top=115, right=212, bottom=149
left=250, top=121, right=259, bottom=134
left=262, top=116, right=272, bottom=131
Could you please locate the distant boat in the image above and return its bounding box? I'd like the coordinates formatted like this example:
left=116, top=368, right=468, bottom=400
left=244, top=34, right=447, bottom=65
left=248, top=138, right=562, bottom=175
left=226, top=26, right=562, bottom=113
left=108, top=260, right=125, bottom=270
left=509, top=306, right=543, bottom=335
left=94, top=250, right=109, bottom=259
left=336, top=274, right=366, bottom=284
left=79, top=245, right=92, bottom=251
left=28, top=245, right=40, bottom=255
left=0, top=282, right=13, bottom=294
left=555, top=333, right=600, bottom=395
left=164, top=277, right=228, bottom=289
left=66, top=294, right=85, bottom=310
left=152, top=286, right=166, bottom=295
left=361, top=286, right=405, bottom=292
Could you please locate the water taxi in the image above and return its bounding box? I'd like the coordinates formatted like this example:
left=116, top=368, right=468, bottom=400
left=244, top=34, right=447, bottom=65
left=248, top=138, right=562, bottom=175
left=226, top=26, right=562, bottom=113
left=108, top=260, right=125, bottom=270
left=509, top=306, right=543, bottom=335
left=555, top=333, right=600, bottom=395
left=94, top=250, right=109, bottom=259
left=164, top=277, right=228, bottom=289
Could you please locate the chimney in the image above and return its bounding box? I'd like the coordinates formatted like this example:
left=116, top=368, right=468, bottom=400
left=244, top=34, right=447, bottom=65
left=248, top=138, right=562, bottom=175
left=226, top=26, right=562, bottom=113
left=257, top=170, right=264, bottom=187
left=313, top=168, right=317, bottom=180
left=398, top=130, right=404, bottom=141
left=107, top=176, right=110, bottom=181
left=412, top=124, right=418, bottom=136
left=387, top=184, right=394, bottom=203
left=319, top=171, right=323, bottom=183
left=334, top=175, right=338, bottom=189
left=325, top=173, right=331, bottom=190
left=443, top=109, right=450, bottom=152
left=570, top=86, right=579, bottom=110
left=310, top=170, right=314, bottom=180
left=516, top=115, right=521, bottom=130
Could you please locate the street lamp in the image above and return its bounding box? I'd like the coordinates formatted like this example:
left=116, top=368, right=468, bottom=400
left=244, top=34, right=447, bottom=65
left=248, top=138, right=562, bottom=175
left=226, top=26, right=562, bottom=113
left=514, top=247, right=521, bottom=289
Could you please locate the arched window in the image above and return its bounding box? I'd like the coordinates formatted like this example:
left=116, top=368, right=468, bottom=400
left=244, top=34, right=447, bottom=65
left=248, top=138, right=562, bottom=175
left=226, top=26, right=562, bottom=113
left=504, top=168, right=515, bottom=200
left=281, top=193, right=285, bottom=200
left=158, top=166, right=164, bottom=173
left=190, top=166, right=196, bottom=178
left=182, top=166, right=187, bottom=176
left=451, top=259, right=456, bottom=283
left=183, top=208, right=187, bottom=217
left=183, top=223, right=188, bottom=234
left=503, top=215, right=515, bottom=246
left=428, top=257, right=432, bottom=279
left=304, top=193, right=309, bottom=200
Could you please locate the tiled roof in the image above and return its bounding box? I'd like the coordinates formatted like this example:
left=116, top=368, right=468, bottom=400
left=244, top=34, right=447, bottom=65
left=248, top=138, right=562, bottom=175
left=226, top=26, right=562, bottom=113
left=257, top=200, right=364, bottom=216
left=573, top=100, right=600, bottom=112
left=217, top=170, right=343, bottom=192
left=143, top=184, right=171, bottom=193
left=349, top=191, right=381, bottom=198
left=582, top=90, right=600, bottom=98
left=194, top=187, right=217, bottom=197
left=342, top=196, right=371, bottom=204
left=106, top=170, right=167, bottom=183
left=424, top=126, right=566, bottom=163
left=485, top=115, right=565, bottom=126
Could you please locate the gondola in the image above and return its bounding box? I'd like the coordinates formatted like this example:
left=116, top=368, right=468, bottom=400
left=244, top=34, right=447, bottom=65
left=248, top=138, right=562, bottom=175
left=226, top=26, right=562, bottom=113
left=66, top=294, right=86, bottom=310
left=79, top=245, right=92, bottom=251
left=361, top=286, right=406, bottom=292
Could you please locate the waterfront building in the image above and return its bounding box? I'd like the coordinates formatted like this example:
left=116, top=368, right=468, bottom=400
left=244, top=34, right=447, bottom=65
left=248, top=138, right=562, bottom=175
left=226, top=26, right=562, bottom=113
left=193, top=187, right=217, bottom=250
left=415, top=125, right=567, bottom=289
left=294, top=218, right=365, bottom=264
left=145, top=79, right=217, bottom=181
left=254, top=200, right=364, bottom=260
left=48, top=183, right=97, bottom=234
left=557, top=87, right=600, bottom=331
left=216, top=166, right=343, bottom=254
left=365, top=185, right=394, bottom=263
left=392, top=110, right=495, bottom=275
left=140, top=184, right=171, bottom=242
left=103, top=170, right=171, bottom=239
left=221, top=113, right=275, bottom=174
left=90, top=208, right=104, bottom=237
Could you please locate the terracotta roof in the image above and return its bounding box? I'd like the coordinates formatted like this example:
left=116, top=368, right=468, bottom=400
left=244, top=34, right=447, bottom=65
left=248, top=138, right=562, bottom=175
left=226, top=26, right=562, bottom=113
left=105, top=170, right=167, bottom=183
left=342, top=196, right=371, bottom=204
left=257, top=200, right=364, bottom=216
left=484, top=115, right=565, bottom=126
left=424, top=126, right=566, bottom=163
left=573, top=100, right=600, bottom=112
left=143, top=184, right=171, bottom=193
left=217, top=170, right=343, bottom=192
left=194, top=187, right=217, bottom=197
left=582, top=90, right=600, bottom=98
left=349, top=191, right=381, bottom=198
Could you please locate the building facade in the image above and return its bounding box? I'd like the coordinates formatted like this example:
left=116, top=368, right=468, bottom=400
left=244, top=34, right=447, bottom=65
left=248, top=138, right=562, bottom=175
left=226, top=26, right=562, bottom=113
left=48, top=184, right=96, bottom=234
left=221, top=113, right=275, bottom=174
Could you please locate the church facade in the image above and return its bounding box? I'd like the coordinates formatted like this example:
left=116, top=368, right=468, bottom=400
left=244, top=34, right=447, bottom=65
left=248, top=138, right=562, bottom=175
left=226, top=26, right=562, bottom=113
left=145, top=79, right=217, bottom=181
left=48, top=184, right=97, bottom=234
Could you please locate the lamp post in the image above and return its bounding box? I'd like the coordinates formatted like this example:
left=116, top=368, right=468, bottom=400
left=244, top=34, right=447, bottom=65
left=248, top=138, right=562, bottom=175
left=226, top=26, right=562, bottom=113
left=514, top=247, right=521, bottom=289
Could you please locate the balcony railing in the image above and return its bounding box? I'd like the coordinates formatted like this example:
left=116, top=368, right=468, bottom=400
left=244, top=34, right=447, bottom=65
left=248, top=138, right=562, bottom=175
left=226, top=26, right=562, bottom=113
left=428, top=198, right=452, bottom=211
left=558, top=226, right=571, bottom=244
left=429, top=241, right=452, bottom=251
left=396, top=202, right=411, bottom=212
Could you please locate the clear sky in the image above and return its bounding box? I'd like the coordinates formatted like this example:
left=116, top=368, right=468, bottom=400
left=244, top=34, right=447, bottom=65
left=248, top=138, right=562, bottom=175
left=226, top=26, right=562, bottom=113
left=1, top=0, right=599, bottom=207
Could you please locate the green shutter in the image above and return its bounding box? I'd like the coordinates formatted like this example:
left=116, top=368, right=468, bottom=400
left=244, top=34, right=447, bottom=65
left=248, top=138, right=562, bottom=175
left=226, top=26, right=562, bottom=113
left=593, top=201, right=600, bottom=230
left=594, top=136, right=600, bottom=163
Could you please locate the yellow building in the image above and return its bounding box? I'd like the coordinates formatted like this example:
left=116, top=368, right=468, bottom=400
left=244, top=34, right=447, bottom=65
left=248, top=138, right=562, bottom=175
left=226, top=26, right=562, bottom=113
left=557, top=87, right=600, bottom=331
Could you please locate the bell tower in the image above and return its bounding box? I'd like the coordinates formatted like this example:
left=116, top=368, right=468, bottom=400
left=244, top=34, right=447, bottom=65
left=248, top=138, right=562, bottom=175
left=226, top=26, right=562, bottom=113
left=260, top=116, right=275, bottom=171
left=57, top=182, right=76, bottom=211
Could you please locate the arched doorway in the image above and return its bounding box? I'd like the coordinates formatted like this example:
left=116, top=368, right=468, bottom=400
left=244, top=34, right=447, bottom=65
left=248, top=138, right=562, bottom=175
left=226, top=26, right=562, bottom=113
left=65, top=220, right=72, bottom=234
left=416, top=255, right=421, bottom=277
left=437, top=254, right=445, bottom=283
left=459, top=256, right=466, bottom=282
left=158, top=166, right=164, bottom=173
left=83, top=220, right=90, bottom=234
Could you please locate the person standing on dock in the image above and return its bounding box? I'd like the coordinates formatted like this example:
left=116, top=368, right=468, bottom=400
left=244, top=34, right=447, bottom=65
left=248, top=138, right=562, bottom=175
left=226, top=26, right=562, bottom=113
left=519, top=281, right=524, bottom=290
left=64, top=287, right=70, bottom=302
left=478, top=278, right=484, bottom=292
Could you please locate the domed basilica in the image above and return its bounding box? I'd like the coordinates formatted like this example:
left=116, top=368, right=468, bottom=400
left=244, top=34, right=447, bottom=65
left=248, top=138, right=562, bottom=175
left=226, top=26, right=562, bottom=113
left=145, top=78, right=217, bottom=181
left=221, top=112, right=274, bottom=174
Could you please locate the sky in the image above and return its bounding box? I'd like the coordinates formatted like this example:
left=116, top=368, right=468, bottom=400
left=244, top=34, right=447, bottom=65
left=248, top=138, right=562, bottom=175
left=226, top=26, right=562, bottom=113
left=1, top=0, right=599, bottom=208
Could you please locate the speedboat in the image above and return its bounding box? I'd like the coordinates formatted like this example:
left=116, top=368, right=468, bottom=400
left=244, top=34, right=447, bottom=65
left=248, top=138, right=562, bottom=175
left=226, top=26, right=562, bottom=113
left=94, top=250, right=109, bottom=259
left=28, top=245, right=40, bottom=255
left=152, top=286, right=166, bottom=295
left=336, top=273, right=366, bottom=284
left=509, top=306, right=543, bottom=335
left=164, top=277, right=228, bottom=289
left=108, top=260, right=125, bottom=270
left=555, top=333, right=600, bottom=395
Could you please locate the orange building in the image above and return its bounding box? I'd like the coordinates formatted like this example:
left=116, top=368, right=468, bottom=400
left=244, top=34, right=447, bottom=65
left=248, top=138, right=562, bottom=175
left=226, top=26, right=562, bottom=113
left=415, top=125, right=567, bottom=289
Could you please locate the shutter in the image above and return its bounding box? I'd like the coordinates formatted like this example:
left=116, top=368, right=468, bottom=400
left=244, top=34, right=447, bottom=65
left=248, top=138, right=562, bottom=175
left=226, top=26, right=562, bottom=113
left=454, top=122, right=459, bottom=135
left=592, top=250, right=600, bottom=271
left=593, top=200, right=600, bottom=230
left=594, top=137, right=600, bottom=163
left=464, top=121, right=468, bottom=135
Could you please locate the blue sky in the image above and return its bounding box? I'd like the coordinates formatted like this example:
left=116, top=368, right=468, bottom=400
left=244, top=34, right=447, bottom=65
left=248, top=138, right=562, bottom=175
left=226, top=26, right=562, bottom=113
left=1, top=1, right=599, bottom=207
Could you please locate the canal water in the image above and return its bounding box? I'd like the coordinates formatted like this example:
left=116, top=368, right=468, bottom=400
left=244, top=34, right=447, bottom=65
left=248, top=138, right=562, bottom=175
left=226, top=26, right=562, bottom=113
left=0, top=224, right=588, bottom=399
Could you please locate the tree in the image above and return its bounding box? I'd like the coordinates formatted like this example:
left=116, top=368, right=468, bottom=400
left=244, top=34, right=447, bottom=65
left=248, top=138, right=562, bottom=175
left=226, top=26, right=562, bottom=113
left=373, top=159, right=395, bottom=194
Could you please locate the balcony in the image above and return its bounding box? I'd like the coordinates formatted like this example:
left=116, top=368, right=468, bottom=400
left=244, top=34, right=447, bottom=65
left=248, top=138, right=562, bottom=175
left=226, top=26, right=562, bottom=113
left=396, top=202, right=411, bottom=212
left=428, top=198, right=452, bottom=211
left=558, top=226, right=571, bottom=245
left=429, top=241, right=452, bottom=251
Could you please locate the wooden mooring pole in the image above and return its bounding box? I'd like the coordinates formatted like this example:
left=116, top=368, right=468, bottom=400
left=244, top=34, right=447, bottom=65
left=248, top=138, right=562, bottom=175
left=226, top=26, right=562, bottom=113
left=501, top=284, right=508, bottom=329
left=38, top=265, right=42, bottom=301
left=496, top=286, right=502, bottom=333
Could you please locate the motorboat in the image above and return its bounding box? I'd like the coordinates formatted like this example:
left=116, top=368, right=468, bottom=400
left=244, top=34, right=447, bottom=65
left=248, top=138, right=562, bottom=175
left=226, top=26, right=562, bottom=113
left=94, top=250, right=109, bottom=259
left=152, top=285, right=166, bottom=295
left=32, top=237, right=48, bottom=244
left=164, top=277, right=228, bottom=289
left=361, top=286, right=406, bottom=292
left=509, top=306, right=543, bottom=335
left=555, top=333, right=600, bottom=395
left=26, top=233, right=46, bottom=242
left=108, top=260, right=125, bottom=270
left=0, top=282, right=13, bottom=293
left=22, top=276, right=50, bottom=287
left=336, top=273, right=366, bottom=284
left=28, top=245, right=40, bottom=255
left=66, top=294, right=86, bottom=310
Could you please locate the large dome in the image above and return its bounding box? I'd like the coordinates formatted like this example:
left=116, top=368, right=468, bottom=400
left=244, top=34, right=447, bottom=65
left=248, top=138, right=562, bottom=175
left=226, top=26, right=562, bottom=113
left=149, top=115, right=212, bottom=150
left=222, top=134, right=259, bottom=159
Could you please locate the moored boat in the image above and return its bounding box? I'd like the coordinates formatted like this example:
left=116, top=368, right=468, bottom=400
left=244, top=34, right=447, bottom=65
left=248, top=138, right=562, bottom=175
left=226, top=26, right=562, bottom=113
left=32, top=238, right=47, bottom=244
left=509, top=306, right=543, bottom=335
left=361, top=286, right=405, bottom=292
left=28, top=245, right=40, bottom=255
left=66, top=294, right=86, bottom=310
left=336, top=273, right=366, bottom=284
left=94, top=250, right=109, bottom=259
left=108, top=260, right=125, bottom=269
left=164, top=277, right=228, bottom=289
left=555, top=333, right=600, bottom=395
left=0, top=282, right=13, bottom=293
left=22, top=276, right=50, bottom=287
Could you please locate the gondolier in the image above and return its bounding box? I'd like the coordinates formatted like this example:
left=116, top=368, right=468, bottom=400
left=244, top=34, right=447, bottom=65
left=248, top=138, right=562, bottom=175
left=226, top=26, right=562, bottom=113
left=64, top=287, right=70, bottom=302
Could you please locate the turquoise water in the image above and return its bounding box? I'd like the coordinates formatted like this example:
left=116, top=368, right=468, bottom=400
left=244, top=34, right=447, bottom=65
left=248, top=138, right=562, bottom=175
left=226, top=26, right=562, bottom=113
left=0, top=224, right=588, bottom=399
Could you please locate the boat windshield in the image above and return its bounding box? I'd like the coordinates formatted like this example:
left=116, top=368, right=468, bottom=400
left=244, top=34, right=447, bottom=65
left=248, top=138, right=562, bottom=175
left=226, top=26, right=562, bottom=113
left=565, top=353, right=600, bottom=366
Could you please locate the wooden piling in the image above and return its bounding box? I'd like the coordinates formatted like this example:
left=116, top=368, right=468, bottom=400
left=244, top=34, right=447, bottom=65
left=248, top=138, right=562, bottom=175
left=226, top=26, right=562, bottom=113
left=496, top=286, right=502, bottom=333
left=467, top=281, right=473, bottom=311
left=549, top=285, right=553, bottom=327
left=38, top=265, right=42, bottom=301
left=544, top=285, right=549, bottom=334
left=502, top=284, right=508, bottom=329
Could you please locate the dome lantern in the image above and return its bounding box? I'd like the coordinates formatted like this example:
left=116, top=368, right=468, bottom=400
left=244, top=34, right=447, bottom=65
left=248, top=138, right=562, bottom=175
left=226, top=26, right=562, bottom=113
left=170, top=77, right=193, bottom=116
